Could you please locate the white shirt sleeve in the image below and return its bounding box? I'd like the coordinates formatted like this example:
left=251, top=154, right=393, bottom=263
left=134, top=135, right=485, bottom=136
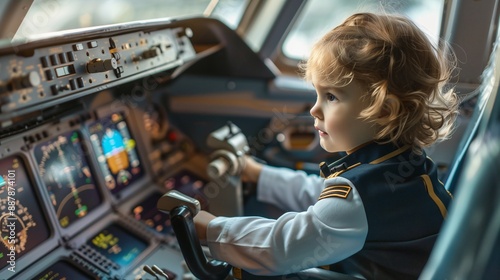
left=257, top=165, right=325, bottom=212
left=206, top=176, right=368, bottom=276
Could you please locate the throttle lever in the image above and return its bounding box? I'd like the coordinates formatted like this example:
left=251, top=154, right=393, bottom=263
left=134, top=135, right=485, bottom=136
left=157, top=190, right=232, bottom=280
left=157, top=190, right=201, bottom=216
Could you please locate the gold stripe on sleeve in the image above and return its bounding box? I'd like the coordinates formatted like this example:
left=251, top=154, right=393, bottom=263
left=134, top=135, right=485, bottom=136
left=318, top=185, right=352, bottom=200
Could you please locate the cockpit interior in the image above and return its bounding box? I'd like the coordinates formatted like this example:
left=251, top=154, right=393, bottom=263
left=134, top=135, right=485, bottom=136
left=0, top=0, right=499, bottom=279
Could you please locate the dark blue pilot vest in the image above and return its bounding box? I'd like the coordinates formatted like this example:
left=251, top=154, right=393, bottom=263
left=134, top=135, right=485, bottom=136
left=319, top=141, right=452, bottom=279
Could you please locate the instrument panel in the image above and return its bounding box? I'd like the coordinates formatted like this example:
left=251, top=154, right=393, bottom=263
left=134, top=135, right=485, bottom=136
left=0, top=80, right=322, bottom=278
left=0, top=18, right=216, bottom=280
left=0, top=97, right=210, bottom=279
left=0, top=21, right=190, bottom=118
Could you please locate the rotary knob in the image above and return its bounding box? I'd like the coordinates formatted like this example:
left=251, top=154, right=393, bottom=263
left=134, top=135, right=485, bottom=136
left=86, top=58, right=117, bottom=73
left=11, top=71, right=41, bottom=89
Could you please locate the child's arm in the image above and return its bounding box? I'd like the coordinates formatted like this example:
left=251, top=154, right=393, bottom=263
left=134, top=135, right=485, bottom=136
left=241, top=156, right=325, bottom=212
left=241, top=155, right=263, bottom=183
left=193, top=210, right=216, bottom=241
left=201, top=177, right=368, bottom=276
left=257, top=166, right=325, bottom=212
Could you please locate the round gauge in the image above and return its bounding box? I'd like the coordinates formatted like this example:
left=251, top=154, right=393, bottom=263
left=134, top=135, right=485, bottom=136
left=0, top=199, right=34, bottom=253
left=0, top=155, right=51, bottom=266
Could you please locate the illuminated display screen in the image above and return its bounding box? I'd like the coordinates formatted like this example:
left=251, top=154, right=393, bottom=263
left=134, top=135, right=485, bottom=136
left=163, top=170, right=209, bottom=211
left=34, top=131, right=101, bottom=228
left=32, top=260, right=94, bottom=280
left=88, top=112, right=144, bottom=195
left=0, top=156, right=50, bottom=270
left=87, top=224, right=147, bottom=267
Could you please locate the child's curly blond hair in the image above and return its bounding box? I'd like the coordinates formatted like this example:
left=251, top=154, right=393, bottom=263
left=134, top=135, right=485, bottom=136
left=301, top=13, right=459, bottom=151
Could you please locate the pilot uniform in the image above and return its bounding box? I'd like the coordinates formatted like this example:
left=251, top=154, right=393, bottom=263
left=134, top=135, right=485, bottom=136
left=206, top=141, right=452, bottom=279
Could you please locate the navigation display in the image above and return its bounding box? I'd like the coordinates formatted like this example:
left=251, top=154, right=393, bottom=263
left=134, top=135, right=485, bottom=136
left=0, top=156, right=50, bottom=270
left=32, top=260, right=94, bottom=280
left=88, top=112, right=144, bottom=195
left=34, top=131, right=101, bottom=228
left=87, top=224, right=147, bottom=267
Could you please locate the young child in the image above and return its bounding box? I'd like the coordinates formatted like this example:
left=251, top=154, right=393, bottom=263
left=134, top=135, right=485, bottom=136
left=194, top=12, right=458, bottom=279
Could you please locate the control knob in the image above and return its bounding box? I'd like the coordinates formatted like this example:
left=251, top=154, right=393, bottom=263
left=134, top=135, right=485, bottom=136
left=11, top=71, right=41, bottom=89
left=86, top=58, right=117, bottom=73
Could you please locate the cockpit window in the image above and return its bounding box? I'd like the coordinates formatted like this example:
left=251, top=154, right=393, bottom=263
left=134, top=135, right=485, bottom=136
left=7, top=0, right=248, bottom=44
left=282, top=0, right=446, bottom=60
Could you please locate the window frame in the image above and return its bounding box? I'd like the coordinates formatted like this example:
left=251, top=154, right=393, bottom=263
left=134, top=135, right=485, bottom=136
left=251, top=0, right=499, bottom=86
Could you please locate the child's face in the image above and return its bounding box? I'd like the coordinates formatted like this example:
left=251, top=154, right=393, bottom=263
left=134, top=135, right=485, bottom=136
left=310, top=75, right=377, bottom=153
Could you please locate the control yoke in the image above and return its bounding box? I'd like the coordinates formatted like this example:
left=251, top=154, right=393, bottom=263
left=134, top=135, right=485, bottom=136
left=157, top=190, right=232, bottom=280
left=206, top=122, right=249, bottom=180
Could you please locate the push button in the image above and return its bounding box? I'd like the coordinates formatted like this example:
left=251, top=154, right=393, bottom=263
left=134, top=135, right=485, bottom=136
left=45, top=69, right=54, bottom=81
left=76, top=77, right=84, bottom=88
left=66, top=51, right=75, bottom=62
left=58, top=53, right=67, bottom=64
left=50, top=85, right=58, bottom=95
left=88, top=41, right=98, bottom=48
left=40, top=56, right=49, bottom=68
left=73, top=43, right=84, bottom=51
left=50, top=54, right=58, bottom=66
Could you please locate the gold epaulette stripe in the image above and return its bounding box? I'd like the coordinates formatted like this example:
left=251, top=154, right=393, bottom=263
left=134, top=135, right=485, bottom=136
left=318, top=185, right=352, bottom=200
left=421, top=175, right=448, bottom=219
left=369, top=145, right=411, bottom=164
left=346, top=141, right=374, bottom=154
left=326, top=162, right=361, bottom=179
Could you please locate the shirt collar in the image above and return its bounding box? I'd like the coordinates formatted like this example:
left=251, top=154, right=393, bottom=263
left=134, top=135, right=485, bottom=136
left=319, top=141, right=411, bottom=178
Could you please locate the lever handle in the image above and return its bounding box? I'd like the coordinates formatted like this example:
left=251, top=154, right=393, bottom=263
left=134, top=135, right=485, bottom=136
left=157, top=190, right=201, bottom=216
left=157, top=191, right=231, bottom=280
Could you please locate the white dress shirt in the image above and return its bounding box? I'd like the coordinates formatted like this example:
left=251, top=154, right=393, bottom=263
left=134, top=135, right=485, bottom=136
left=206, top=165, right=368, bottom=276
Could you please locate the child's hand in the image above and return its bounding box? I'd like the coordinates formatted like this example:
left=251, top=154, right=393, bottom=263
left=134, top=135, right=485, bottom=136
left=193, top=210, right=217, bottom=241
left=241, top=155, right=263, bottom=183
